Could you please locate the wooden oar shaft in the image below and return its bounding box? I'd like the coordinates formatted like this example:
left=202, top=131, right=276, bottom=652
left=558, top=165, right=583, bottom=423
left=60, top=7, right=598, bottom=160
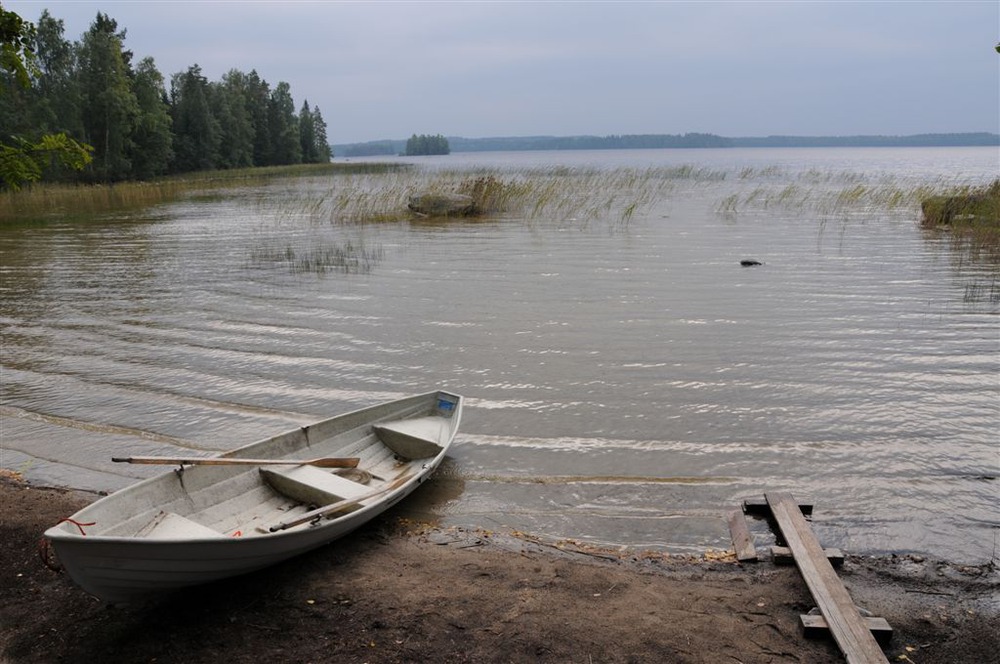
left=112, top=456, right=360, bottom=469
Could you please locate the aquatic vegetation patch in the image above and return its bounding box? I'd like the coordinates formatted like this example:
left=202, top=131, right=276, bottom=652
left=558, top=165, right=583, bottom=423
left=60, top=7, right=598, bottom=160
left=714, top=173, right=964, bottom=219
left=921, top=180, right=999, bottom=227
left=294, top=165, right=697, bottom=229
left=249, top=240, right=385, bottom=275
left=921, top=180, right=1000, bottom=263
left=963, top=280, right=1000, bottom=304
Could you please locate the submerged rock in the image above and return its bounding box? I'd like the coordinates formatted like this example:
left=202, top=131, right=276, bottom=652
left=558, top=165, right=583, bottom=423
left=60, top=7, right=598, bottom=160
left=408, top=192, right=476, bottom=217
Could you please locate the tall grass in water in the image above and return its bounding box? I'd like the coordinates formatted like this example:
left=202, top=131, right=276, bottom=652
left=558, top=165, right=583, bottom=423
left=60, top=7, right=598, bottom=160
left=714, top=168, right=973, bottom=220
left=717, top=168, right=1000, bottom=265
left=248, top=165, right=707, bottom=275
left=249, top=240, right=385, bottom=275
left=301, top=165, right=729, bottom=230
left=920, top=180, right=1000, bottom=263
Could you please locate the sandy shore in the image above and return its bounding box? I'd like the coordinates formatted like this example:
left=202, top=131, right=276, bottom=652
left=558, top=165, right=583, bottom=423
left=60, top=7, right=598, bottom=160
left=1, top=476, right=997, bottom=663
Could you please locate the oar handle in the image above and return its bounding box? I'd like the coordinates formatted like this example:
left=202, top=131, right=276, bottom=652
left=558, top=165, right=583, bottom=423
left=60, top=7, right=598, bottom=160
left=112, top=456, right=360, bottom=468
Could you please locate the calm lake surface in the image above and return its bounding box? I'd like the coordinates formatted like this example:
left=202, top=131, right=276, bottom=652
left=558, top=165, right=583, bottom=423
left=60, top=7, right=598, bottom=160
left=2, top=147, right=998, bottom=562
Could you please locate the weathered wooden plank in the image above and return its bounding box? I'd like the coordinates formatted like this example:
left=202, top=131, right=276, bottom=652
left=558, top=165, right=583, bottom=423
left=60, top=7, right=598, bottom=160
left=727, top=509, right=758, bottom=562
left=765, top=492, right=889, bottom=664
left=743, top=497, right=813, bottom=516
left=772, top=545, right=844, bottom=567
left=801, top=614, right=893, bottom=646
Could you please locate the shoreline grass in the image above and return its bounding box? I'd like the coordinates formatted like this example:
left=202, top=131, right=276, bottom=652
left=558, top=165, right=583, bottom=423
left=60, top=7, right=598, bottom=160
left=0, top=162, right=410, bottom=222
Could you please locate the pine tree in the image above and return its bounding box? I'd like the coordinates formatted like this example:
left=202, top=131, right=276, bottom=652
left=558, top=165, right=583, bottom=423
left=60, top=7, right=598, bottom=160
left=130, top=56, right=172, bottom=178
left=77, top=12, right=138, bottom=181
left=312, top=105, right=331, bottom=161
left=169, top=64, right=220, bottom=172
left=268, top=81, right=300, bottom=165
left=298, top=99, right=316, bottom=163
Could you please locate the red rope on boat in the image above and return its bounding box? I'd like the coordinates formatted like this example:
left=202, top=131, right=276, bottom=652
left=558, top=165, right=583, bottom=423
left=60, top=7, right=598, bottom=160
left=57, top=517, right=96, bottom=536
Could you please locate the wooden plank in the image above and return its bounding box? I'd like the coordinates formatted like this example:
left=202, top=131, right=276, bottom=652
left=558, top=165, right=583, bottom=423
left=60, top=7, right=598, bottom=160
left=801, top=614, right=893, bottom=646
left=727, top=509, right=758, bottom=561
left=772, top=545, right=844, bottom=567
left=744, top=497, right=813, bottom=516
left=765, top=492, right=888, bottom=664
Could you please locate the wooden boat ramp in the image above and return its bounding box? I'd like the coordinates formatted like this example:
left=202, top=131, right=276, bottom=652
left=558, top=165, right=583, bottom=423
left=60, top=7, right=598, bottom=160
left=728, top=492, right=891, bottom=664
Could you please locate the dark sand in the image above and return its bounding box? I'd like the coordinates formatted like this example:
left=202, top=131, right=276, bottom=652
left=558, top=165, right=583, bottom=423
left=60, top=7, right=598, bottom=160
left=2, top=476, right=997, bottom=663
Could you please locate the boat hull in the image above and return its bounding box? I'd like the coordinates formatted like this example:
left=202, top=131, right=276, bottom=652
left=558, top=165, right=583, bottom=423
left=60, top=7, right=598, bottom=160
left=44, top=391, right=462, bottom=604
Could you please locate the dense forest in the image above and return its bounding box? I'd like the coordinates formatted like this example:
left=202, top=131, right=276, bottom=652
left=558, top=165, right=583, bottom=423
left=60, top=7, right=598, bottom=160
left=1, top=8, right=331, bottom=190
left=337, top=132, right=999, bottom=157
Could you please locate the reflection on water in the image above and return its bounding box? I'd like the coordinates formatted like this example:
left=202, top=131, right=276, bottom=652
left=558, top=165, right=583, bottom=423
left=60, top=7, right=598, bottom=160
left=1, top=147, right=997, bottom=562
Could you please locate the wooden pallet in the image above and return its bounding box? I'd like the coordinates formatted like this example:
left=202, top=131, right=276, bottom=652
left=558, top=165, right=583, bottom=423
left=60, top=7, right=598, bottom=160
left=763, top=492, right=890, bottom=664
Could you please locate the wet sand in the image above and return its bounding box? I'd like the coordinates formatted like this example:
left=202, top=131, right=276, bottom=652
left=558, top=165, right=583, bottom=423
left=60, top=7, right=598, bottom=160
left=1, top=476, right=997, bottom=663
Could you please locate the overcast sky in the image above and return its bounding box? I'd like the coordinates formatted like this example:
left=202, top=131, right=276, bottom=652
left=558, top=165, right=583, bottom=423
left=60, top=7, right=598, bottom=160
left=8, top=1, right=1000, bottom=144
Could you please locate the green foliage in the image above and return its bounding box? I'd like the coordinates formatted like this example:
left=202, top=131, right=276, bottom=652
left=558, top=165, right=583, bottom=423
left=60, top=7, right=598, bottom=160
left=213, top=70, right=254, bottom=169
left=0, top=139, right=42, bottom=189
left=0, top=131, right=92, bottom=190
left=0, top=7, right=92, bottom=190
left=170, top=64, right=220, bottom=172
left=405, top=134, right=450, bottom=156
left=131, top=56, right=173, bottom=178
left=32, top=11, right=83, bottom=142
left=313, top=106, right=331, bottom=160
left=77, top=12, right=139, bottom=181
left=299, top=100, right=332, bottom=163
left=1, top=6, right=334, bottom=191
left=0, top=6, right=36, bottom=92
left=268, top=81, right=300, bottom=165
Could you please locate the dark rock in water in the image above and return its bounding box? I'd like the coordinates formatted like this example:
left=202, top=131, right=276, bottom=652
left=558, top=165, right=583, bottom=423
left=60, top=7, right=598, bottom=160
left=408, top=192, right=476, bottom=217
left=740, top=259, right=764, bottom=267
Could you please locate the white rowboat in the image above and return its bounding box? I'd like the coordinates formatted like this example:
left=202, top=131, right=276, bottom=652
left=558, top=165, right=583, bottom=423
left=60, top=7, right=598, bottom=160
left=44, top=391, right=463, bottom=604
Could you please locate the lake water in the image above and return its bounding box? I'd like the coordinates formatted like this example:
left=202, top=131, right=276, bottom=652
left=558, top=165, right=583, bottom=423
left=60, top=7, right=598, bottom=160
left=2, top=147, right=998, bottom=562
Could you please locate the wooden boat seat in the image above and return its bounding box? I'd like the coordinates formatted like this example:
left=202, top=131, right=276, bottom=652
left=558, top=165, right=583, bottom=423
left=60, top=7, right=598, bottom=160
left=137, top=511, right=224, bottom=540
left=372, top=416, right=446, bottom=459
left=260, top=465, right=371, bottom=506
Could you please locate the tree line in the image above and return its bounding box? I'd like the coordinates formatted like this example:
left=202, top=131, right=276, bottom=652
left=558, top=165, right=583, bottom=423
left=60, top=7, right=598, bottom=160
left=405, top=134, right=450, bottom=156
left=336, top=131, right=1000, bottom=157
left=1, top=8, right=332, bottom=190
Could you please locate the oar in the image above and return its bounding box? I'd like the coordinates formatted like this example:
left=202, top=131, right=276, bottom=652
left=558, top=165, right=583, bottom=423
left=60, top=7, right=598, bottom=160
left=112, top=456, right=360, bottom=469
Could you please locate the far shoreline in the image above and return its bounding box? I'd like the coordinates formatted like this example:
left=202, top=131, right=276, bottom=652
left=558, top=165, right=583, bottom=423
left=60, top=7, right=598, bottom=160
left=335, top=132, right=1000, bottom=158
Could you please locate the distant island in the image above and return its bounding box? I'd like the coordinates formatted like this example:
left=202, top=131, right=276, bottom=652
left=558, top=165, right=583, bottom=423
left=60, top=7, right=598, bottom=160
left=335, top=132, right=999, bottom=158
